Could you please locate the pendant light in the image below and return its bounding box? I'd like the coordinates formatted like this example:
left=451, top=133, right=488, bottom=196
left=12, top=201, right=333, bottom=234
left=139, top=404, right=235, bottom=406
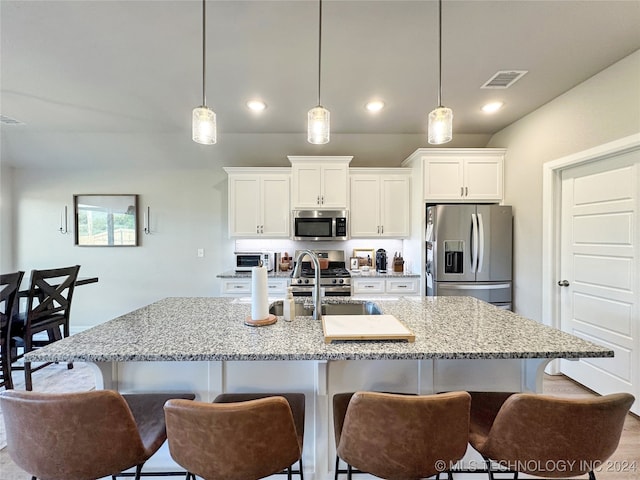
left=308, top=0, right=330, bottom=144
left=428, top=0, right=452, bottom=145
left=192, top=0, right=216, bottom=145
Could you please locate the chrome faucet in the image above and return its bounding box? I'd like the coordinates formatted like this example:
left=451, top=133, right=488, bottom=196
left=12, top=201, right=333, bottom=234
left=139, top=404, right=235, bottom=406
left=292, top=249, right=322, bottom=320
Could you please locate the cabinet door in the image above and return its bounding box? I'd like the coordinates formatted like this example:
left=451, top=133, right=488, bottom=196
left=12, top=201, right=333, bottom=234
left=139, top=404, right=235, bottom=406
left=292, top=165, right=322, bottom=208
left=229, top=177, right=261, bottom=236
left=424, top=159, right=464, bottom=200
left=464, top=157, right=503, bottom=200
left=261, top=176, right=290, bottom=237
left=321, top=164, right=348, bottom=208
left=350, top=176, right=380, bottom=237
left=380, top=176, right=410, bottom=237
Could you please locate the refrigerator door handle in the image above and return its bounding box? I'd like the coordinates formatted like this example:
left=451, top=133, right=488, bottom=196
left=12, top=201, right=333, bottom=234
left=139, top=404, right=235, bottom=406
left=477, top=213, right=485, bottom=273
left=471, top=213, right=478, bottom=273
left=438, top=283, right=511, bottom=290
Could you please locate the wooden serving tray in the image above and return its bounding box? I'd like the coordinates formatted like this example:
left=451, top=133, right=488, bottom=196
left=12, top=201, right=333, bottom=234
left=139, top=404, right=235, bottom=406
left=322, top=314, right=415, bottom=343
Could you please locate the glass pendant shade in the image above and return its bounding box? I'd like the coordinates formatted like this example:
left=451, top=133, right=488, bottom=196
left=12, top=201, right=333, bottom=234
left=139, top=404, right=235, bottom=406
left=192, top=106, right=217, bottom=145
left=307, top=105, right=330, bottom=144
left=428, top=106, right=453, bottom=145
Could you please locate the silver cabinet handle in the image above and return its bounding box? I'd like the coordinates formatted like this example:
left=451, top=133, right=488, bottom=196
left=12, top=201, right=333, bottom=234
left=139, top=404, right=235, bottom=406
left=380, top=225, right=384, bottom=234
left=558, top=280, right=570, bottom=287
left=461, top=186, right=464, bottom=196
left=465, top=186, right=468, bottom=196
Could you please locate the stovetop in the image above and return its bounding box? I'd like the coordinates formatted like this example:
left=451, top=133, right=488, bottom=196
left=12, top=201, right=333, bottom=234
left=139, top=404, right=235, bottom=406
left=298, top=262, right=350, bottom=278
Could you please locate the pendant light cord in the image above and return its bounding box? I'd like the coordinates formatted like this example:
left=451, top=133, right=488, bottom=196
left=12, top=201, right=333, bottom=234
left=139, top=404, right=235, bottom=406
left=202, top=0, right=207, bottom=106
left=317, top=0, right=322, bottom=107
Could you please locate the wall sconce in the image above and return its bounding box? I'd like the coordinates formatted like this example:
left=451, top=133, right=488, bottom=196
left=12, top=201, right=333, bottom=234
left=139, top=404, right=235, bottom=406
left=143, top=206, right=151, bottom=235
left=59, top=205, right=68, bottom=234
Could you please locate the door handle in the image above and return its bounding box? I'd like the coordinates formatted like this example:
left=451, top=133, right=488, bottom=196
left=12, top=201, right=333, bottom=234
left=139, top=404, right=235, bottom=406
left=557, top=280, right=570, bottom=287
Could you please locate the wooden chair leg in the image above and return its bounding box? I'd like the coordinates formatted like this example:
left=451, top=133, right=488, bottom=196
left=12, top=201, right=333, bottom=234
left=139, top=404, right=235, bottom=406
left=25, top=360, right=32, bottom=391
left=133, top=463, right=143, bottom=480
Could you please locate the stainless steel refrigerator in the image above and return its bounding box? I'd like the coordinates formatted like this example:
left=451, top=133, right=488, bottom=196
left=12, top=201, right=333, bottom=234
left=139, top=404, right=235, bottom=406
left=426, top=204, right=512, bottom=310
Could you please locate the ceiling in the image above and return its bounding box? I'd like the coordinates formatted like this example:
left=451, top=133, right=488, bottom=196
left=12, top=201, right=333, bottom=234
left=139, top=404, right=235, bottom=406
left=1, top=0, right=639, bottom=169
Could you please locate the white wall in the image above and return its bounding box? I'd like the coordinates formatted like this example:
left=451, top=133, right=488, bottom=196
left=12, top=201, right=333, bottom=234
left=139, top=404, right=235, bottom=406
left=0, top=165, right=14, bottom=272
left=8, top=166, right=232, bottom=330
left=488, top=49, right=640, bottom=321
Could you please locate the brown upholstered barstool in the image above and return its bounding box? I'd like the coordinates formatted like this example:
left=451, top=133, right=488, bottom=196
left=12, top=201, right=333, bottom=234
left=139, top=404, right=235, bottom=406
left=469, top=391, right=635, bottom=480
left=164, top=396, right=302, bottom=480
left=0, top=389, right=196, bottom=480
left=213, top=392, right=305, bottom=479
left=337, top=391, right=471, bottom=480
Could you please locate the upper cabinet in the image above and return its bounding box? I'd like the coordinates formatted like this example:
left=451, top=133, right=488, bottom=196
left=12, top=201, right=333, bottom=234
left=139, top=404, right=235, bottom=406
left=288, top=156, right=352, bottom=209
left=403, top=148, right=505, bottom=202
left=350, top=169, right=411, bottom=237
left=225, top=167, right=290, bottom=238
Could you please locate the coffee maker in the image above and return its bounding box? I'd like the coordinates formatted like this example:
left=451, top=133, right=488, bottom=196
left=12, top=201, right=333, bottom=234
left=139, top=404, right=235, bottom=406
left=376, top=249, right=387, bottom=273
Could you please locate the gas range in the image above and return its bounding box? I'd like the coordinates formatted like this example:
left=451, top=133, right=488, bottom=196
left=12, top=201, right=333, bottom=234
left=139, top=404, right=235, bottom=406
left=290, top=250, right=351, bottom=296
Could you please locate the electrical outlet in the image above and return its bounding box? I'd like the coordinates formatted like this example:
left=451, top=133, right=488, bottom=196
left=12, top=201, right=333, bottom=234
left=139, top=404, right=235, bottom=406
left=197, top=248, right=205, bottom=258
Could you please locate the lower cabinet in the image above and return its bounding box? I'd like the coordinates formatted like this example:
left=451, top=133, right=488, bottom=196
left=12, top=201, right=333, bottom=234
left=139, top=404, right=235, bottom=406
left=352, top=277, right=419, bottom=296
left=221, top=278, right=288, bottom=297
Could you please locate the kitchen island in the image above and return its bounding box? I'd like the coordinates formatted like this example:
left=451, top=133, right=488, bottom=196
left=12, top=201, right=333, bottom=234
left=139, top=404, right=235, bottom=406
left=27, top=296, right=612, bottom=479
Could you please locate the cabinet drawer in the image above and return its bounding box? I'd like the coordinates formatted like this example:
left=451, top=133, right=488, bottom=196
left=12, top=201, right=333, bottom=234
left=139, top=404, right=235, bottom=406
left=353, top=279, right=385, bottom=294
left=222, top=280, right=251, bottom=295
left=267, top=279, right=288, bottom=295
left=385, top=278, right=419, bottom=294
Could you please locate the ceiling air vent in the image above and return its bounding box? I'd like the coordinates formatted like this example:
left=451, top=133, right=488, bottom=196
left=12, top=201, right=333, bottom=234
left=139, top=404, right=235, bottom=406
left=0, top=114, right=25, bottom=125
left=481, top=70, right=528, bottom=89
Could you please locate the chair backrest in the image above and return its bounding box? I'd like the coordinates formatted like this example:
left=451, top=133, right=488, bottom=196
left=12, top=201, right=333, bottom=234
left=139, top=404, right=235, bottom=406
left=337, top=391, right=471, bottom=480
left=164, top=396, right=301, bottom=480
left=0, top=389, right=148, bottom=480
left=25, top=265, right=80, bottom=329
left=0, top=271, right=24, bottom=334
left=482, top=392, right=635, bottom=476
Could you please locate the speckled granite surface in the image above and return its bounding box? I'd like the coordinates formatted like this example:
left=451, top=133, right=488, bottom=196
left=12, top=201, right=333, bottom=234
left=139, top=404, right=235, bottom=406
left=26, top=296, right=612, bottom=363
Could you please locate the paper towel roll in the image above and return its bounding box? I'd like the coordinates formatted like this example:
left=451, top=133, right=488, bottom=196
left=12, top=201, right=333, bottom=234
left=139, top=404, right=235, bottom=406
left=251, top=266, right=269, bottom=320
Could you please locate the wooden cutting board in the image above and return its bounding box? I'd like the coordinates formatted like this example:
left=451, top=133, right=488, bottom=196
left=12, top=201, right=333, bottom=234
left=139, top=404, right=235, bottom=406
left=322, top=314, right=415, bottom=343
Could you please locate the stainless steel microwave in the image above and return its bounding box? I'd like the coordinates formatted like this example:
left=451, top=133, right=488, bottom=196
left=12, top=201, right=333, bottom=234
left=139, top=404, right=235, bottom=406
left=235, top=252, right=272, bottom=272
left=292, top=210, right=349, bottom=241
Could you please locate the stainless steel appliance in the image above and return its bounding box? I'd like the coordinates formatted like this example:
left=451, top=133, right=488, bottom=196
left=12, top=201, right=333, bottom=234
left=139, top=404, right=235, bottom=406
left=234, top=252, right=272, bottom=272
left=426, top=204, right=512, bottom=309
left=292, top=210, right=348, bottom=241
left=290, top=250, right=351, bottom=296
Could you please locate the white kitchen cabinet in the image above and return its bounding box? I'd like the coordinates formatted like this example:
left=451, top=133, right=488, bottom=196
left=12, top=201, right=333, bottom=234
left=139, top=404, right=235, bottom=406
left=385, top=278, right=419, bottom=294
left=412, top=149, right=504, bottom=202
left=221, top=277, right=288, bottom=297
left=352, top=277, right=386, bottom=294
left=225, top=167, right=290, bottom=237
left=352, top=276, right=419, bottom=296
left=350, top=169, right=411, bottom=237
left=288, top=156, right=352, bottom=209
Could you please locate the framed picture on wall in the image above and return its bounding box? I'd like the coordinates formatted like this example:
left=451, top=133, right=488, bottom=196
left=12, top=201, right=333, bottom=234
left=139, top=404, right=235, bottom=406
left=74, top=194, right=138, bottom=246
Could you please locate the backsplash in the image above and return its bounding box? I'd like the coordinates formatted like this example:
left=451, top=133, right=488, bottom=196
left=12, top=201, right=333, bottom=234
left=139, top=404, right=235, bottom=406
left=232, top=238, right=412, bottom=272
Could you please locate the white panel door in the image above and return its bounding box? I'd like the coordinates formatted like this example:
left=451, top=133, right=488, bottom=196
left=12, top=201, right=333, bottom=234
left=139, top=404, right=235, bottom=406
left=560, top=151, right=639, bottom=413
left=350, top=175, right=380, bottom=236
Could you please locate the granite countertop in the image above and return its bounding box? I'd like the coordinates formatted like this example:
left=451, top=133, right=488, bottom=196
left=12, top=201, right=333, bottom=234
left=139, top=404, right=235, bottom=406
left=217, top=270, right=420, bottom=279
left=26, top=296, right=612, bottom=363
left=217, top=270, right=292, bottom=279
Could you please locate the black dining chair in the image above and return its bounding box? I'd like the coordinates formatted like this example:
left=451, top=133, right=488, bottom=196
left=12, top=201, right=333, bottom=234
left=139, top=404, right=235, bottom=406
left=1, top=271, right=25, bottom=390
left=10, top=265, right=80, bottom=390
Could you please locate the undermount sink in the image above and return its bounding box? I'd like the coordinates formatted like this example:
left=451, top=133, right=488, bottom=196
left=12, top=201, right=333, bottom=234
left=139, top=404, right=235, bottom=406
left=269, top=301, right=382, bottom=317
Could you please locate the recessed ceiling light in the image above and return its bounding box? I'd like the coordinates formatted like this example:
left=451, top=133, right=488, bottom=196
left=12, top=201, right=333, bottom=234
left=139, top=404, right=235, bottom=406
left=247, top=100, right=267, bottom=111
left=482, top=101, right=504, bottom=114
left=365, top=101, right=385, bottom=112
